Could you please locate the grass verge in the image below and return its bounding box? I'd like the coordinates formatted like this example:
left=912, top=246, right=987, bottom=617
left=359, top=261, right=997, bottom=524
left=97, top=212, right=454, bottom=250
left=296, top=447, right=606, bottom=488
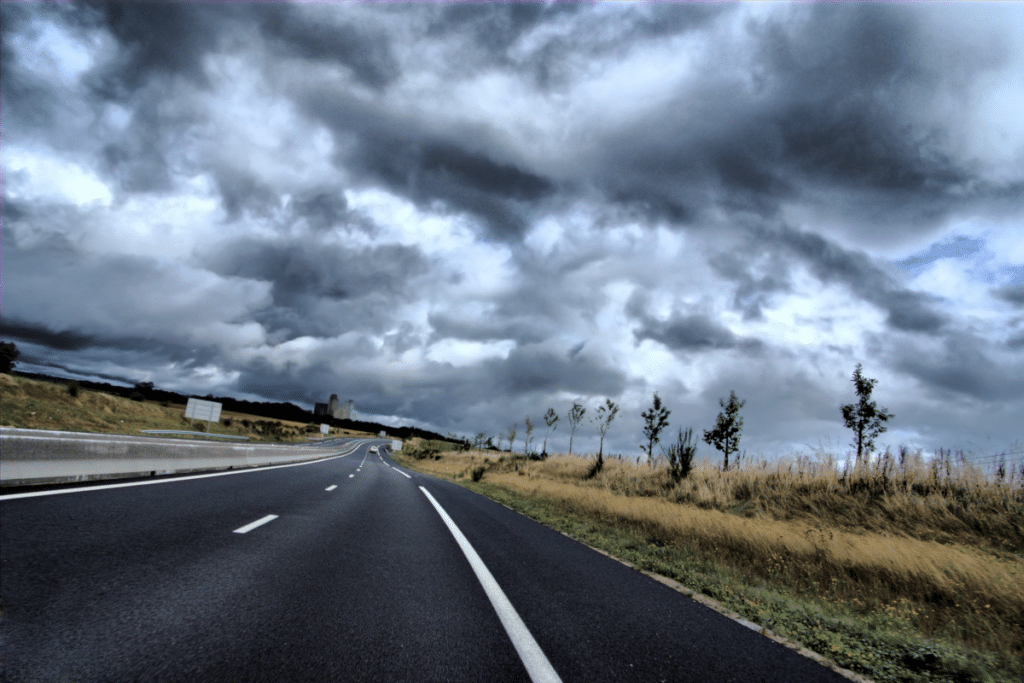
left=0, top=373, right=373, bottom=443
left=396, top=450, right=1023, bottom=683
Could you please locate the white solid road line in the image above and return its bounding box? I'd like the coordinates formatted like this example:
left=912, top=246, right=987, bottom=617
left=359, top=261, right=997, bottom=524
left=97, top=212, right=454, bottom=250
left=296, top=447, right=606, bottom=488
left=233, top=514, right=278, bottom=534
left=325, top=485, right=338, bottom=491
left=392, top=467, right=411, bottom=479
left=419, top=487, right=562, bottom=683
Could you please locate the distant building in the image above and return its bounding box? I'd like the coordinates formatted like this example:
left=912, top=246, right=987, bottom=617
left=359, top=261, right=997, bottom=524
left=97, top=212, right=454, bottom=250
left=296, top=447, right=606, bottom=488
left=318, top=394, right=354, bottom=420
left=338, top=400, right=354, bottom=420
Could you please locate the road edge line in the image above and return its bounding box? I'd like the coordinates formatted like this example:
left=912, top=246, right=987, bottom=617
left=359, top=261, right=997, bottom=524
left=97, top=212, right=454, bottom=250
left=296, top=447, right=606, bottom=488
left=419, top=486, right=562, bottom=683
left=401, top=468, right=874, bottom=683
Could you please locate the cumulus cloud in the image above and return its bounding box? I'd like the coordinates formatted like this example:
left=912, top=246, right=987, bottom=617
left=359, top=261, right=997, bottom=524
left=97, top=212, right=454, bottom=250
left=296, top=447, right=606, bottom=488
left=3, top=1, right=1023, bottom=458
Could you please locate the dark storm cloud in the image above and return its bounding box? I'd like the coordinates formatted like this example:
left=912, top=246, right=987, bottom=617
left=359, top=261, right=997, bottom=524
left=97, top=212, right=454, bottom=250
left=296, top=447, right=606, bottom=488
left=994, top=284, right=1024, bottom=307
left=84, top=0, right=231, bottom=99
left=709, top=251, right=792, bottom=321
left=257, top=5, right=399, bottom=89
left=633, top=311, right=762, bottom=355
left=206, top=239, right=426, bottom=303
left=99, top=99, right=176, bottom=193
left=290, top=188, right=350, bottom=232
left=421, top=143, right=553, bottom=202
left=765, top=225, right=948, bottom=333
left=758, top=5, right=971, bottom=192
left=0, top=319, right=98, bottom=351
left=360, top=138, right=555, bottom=240
left=897, top=236, right=985, bottom=276
left=893, top=332, right=1024, bottom=402
left=0, top=317, right=224, bottom=375
left=430, top=2, right=722, bottom=90
left=201, top=238, right=427, bottom=340
left=585, top=5, right=1005, bottom=238
left=214, top=168, right=281, bottom=222
left=301, top=90, right=555, bottom=240
left=0, top=2, right=60, bottom=134
left=427, top=313, right=546, bottom=346
left=430, top=2, right=579, bottom=59
left=486, top=345, right=628, bottom=397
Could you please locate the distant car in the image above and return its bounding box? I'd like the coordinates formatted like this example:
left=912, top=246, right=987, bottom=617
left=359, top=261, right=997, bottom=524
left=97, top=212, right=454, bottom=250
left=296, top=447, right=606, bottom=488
left=369, top=446, right=378, bottom=454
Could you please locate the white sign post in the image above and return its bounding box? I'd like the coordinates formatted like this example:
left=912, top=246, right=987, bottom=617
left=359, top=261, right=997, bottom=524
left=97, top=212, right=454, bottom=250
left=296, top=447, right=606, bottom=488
left=320, top=423, right=329, bottom=436
left=185, top=398, right=222, bottom=433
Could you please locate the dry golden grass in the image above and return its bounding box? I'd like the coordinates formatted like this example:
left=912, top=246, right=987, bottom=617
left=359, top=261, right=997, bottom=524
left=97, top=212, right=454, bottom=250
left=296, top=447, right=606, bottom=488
left=402, top=448, right=1024, bottom=656
left=0, top=374, right=373, bottom=442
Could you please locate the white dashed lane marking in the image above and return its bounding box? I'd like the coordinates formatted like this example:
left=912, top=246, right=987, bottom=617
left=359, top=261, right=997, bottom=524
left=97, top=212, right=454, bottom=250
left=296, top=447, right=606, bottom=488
left=325, top=485, right=337, bottom=491
left=233, top=514, right=278, bottom=534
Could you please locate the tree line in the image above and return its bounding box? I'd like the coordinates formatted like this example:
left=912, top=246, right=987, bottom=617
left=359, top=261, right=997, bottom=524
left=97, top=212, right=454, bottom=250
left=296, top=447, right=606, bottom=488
left=492, top=363, right=892, bottom=478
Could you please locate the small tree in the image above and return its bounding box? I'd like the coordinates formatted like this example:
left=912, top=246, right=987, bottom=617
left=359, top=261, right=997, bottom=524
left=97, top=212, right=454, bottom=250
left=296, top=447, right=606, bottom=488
left=640, top=392, right=671, bottom=466
left=523, top=416, right=535, bottom=456
left=703, top=391, right=745, bottom=471
left=507, top=421, right=519, bottom=454
left=841, top=364, right=893, bottom=464
left=1, top=341, right=21, bottom=374
left=542, top=408, right=559, bottom=455
left=590, top=398, right=619, bottom=475
left=664, top=427, right=697, bottom=482
left=566, top=402, right=586, bottom=456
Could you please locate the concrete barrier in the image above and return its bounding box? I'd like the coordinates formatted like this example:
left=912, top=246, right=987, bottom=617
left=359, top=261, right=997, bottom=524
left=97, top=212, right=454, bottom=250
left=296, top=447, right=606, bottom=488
left=0, top=428, right=364, bottom=486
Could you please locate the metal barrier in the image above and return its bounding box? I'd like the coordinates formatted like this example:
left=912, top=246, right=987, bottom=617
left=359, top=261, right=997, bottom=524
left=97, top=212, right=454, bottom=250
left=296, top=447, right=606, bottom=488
left=0, top=428, right=359, bottom=487
left=139, top=430, right=250, bottom=440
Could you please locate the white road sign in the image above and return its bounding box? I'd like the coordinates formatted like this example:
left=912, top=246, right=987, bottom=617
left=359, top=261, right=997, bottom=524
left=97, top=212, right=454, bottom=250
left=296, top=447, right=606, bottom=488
left=185, top=398, right=222, bottom=423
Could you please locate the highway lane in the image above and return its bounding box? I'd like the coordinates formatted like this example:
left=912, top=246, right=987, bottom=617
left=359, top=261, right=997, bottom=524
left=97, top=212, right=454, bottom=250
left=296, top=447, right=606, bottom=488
left=0, top=442, right=848, bottom=682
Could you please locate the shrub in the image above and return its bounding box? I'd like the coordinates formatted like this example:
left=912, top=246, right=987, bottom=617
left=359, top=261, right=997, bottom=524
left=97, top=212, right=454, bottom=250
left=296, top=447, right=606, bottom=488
left=665, top=428, right=698, bottom=482
left=0, top=341, right=19, bottom=374
left=67, top=381, right=80, bottom=398
left=471, top=465, right=486, bottom=482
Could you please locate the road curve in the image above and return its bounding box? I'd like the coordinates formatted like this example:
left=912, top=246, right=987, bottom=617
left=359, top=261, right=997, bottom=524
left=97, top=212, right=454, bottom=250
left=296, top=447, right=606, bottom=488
left=0, top=441, right=848, bottom=682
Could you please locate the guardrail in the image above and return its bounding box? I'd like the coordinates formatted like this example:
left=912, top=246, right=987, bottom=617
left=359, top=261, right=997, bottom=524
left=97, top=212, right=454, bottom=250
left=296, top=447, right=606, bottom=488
left=0, top=428, right=365, bottom=487
left=139, top=429, right=250, bottom=440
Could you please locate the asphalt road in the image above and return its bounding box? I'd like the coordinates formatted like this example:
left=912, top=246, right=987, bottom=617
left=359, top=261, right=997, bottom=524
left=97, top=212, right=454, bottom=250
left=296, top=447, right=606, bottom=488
left=0, top=440, right=848, bottom=682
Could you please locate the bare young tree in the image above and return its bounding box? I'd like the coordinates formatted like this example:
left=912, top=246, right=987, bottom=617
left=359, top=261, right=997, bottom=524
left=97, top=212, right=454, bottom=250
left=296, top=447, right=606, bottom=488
left=703, top=391, right=745, bottom=471
left=841, top=364, right=893, bottom=465
left=523, top=416, right=535, bottom=456
left=507, top=421, right=519, bottom=454
left=566, top=402, right=586, bottom=456
left=590, top=398, right=619, bottom=476
left=542, top=408, right=559, bottom=455
left=640, top=392, right=671, bottom=466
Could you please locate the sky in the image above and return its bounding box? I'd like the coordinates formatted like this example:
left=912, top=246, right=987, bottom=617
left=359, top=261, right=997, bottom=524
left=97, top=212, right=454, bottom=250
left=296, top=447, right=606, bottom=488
left=2, top=1, right=1023, bottom=463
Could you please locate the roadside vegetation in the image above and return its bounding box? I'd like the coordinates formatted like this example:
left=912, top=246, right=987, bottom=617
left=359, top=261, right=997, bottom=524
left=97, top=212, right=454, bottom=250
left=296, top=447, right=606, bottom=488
left=396, top=447, right=1024, bottom=683
left=0, top=373, right=372, bottom=443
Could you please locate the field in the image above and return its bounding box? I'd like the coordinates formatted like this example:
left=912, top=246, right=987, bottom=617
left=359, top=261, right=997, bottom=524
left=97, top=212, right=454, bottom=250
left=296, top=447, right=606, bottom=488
left=397, top=444, right=1024, bottom=683
left=0, top=373, right=374, bottom=442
